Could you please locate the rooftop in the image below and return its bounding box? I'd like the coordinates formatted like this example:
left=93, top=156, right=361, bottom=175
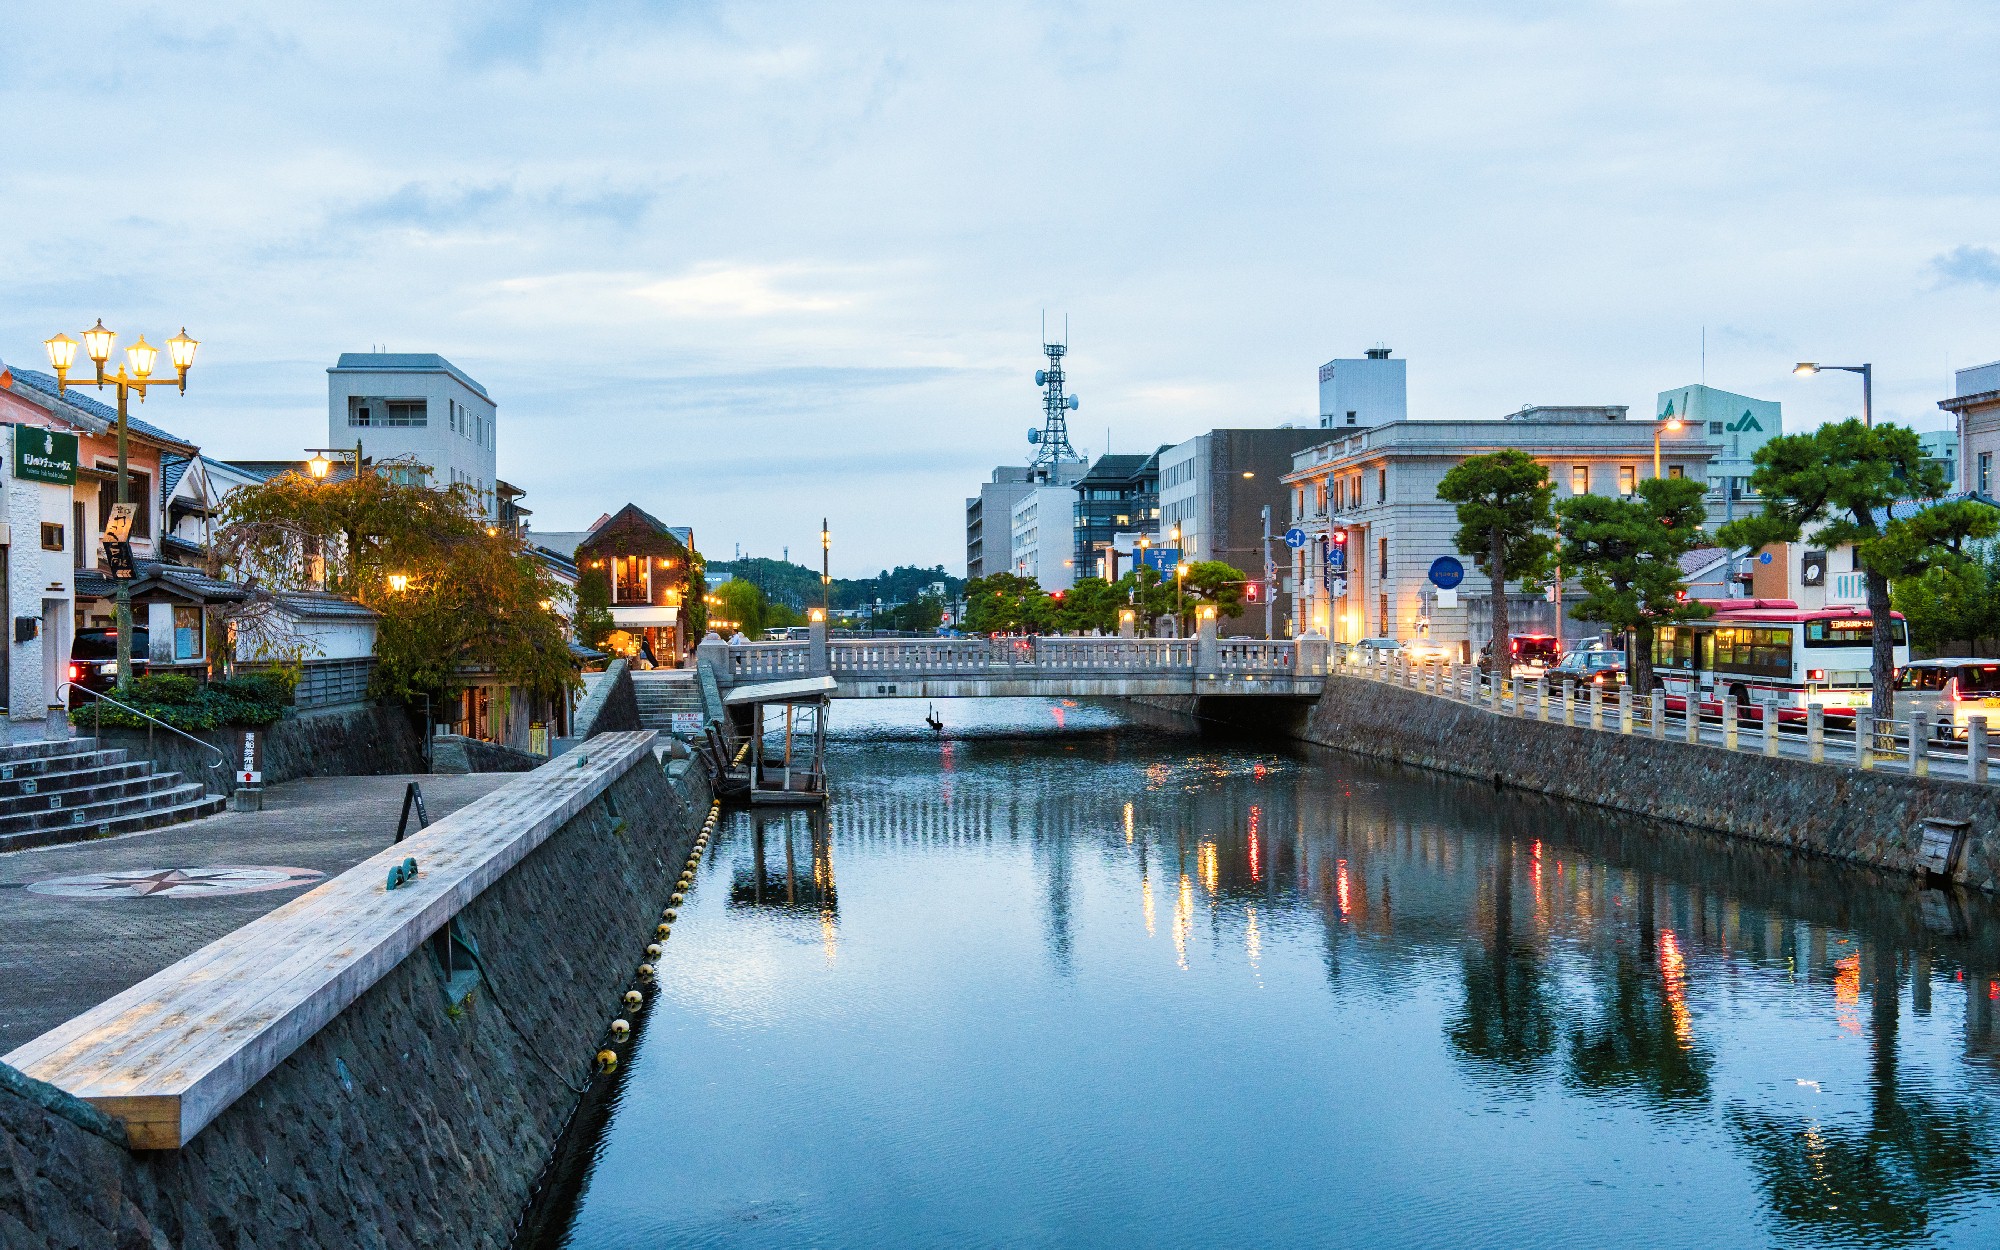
left=0, top=366, right=198, bottom=451
left=327, top=352, right=490, bottom=401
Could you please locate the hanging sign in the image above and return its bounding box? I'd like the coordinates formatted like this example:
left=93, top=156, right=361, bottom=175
left=13, top=428, right=77, bottom=486
left=102, top=502, right=137, bottom=543
left=102, top=541, right=135, bottom=579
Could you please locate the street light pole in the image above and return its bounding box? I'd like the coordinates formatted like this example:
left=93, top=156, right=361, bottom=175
left=1260, top=504, right=1274, bottom=639
left=44, top=323, right=198, bottom=691
left=1653, top=416, right=1684, bottom=480
left=820, top=519, right=830, bottom=621
left=1794, top=362, right=1873, bottom=427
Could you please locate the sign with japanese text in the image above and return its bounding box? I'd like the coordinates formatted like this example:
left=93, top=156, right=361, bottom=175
left=13, top=427, right=77, bottom=486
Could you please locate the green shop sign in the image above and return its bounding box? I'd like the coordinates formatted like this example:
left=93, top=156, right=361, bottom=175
left=13, top=427, right=77, bottom=486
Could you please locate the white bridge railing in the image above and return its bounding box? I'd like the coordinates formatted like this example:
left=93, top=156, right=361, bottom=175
left=715, top=634, right=1319, bottom=687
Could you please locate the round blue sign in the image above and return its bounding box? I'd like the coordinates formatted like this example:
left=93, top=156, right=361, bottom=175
left=1757, top=552, right=1773, bottom=565
left=1428, top=557, right=1465, bottom=589
left=1283, top=527, right=1307, bottom=549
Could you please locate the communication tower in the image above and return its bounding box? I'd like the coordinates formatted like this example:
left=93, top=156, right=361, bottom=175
left=1029, top=322, right=1083, bottom=480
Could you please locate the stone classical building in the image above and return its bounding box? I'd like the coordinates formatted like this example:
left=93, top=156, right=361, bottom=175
left=1281, top=405, right=1717, bottom=652
left=1940, top=360, right=2000, bottom=494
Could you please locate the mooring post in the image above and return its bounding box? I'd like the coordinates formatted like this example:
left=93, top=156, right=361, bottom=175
left=1761, top=698, right=1781, bottom=758
left=1722, top=698, right=1738, bottom=750
left=1909, top=708, right=1929, bottom=778
left=1855, top=711, right=1874, bottom=769
left=1970, top=716, right=1989, bottom=784
left=1807, top=704, right=1824, bottom=764
left=1650, top=689, right=1665, bottom=739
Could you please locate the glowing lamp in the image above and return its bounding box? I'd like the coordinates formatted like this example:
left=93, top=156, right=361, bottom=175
left=167, top=328, right=199, bottom=373
left=1793, top=362, right=1819, bottom=376
left=809, top=608, right=826, bottom=622
left=1666, top=417, right=1683, bottom=433
left=43, top=333, right=77, bottom=374
left=81, top=320, right=115, bottom=366
left=126, top=335, right=157, bottom=379
left=307, top=455, right=332, bottom=480
left=1197, top=604, right=1218, bottom=622
left=388, top=574, right=410, bottom=592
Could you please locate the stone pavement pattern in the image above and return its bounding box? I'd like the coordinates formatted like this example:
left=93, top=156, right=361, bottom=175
left=0, top=772, right=513, bottom=1046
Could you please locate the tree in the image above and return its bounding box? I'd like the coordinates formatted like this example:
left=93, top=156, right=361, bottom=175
left=1178, top=560, right=1248, bottom=633
left=709, top=579, right=767, bottom=639
left=963, top=573, right=1049, bottom=633
left=574, top=565, right=614, bottom=653
left=216, top=466, right=577, bottom=707
left=1718, top=420, right=1998, bottom=716
left=1438, top=451, right=1558, bottom=666
left=869, top=594, right=945, bottom=633
left=1051, top=577, right=1125, bottom=633
left=1892, top=553, right=1999, bottom=653
left=1556, top=476, right=1712, bottom=696
left=1115, top=565, right=1180, bottom=634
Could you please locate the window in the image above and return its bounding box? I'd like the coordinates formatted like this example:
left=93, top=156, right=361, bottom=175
left=96, top=468, right=151, bottom=543
left=612, top=556, right=649, bottom=605
left=1710, top=421, right=1724, bottom=434
left=173, top=606, right=203, bottom=661
left=1294, top=487, right=1305, bottom=518
left=72, top=502, right=85, bottom=568
left=1980, top=452, right=1992, bottom=494
left=1667, top=464, right=1684, bottom=479
left=1346, top=411, right=1358, bottom=425
left=39, top=522, right=63, bottom=552
left=1618, top=465, right=1637, bottom=495
left=352, top=400, right=426, bottom=427
left=1712, top=625, right=1793, bottom=678
left=1571, top=465, right=1589, bottom=495
left=1378, top=537, right=1388, bottom=578
left=1379, top=592, right=1389, bottom=634
left=1377, top=467, right=1387, bottom=503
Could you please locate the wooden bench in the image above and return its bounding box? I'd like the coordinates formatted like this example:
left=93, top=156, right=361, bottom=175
left=2, top=731, right=658, bottom=1149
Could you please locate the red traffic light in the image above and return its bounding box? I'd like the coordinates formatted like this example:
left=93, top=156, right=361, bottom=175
left=1331, top=531, right=1348, bottom=545
left=1245, top=584, right=1260, bottom=601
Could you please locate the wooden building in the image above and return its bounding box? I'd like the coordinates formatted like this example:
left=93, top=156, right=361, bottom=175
left=572, top=504, right=697, bottom=666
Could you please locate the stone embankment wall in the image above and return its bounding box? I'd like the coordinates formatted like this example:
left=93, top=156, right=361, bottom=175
left=88, top=701, right=427, bottom=796
left=1160, top=678, right=2000, bottom=893
left=430, top=733, right=544, bottom=774
left=552, top=660, right=638, bottom=757
left=0, top=750, right=713, bottom=1250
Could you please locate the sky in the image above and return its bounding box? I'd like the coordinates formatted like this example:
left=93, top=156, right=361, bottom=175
left=3, top=1, right=1998, bottom=576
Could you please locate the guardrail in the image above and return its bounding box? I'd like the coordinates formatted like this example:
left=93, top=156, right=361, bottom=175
left=58, top=681, right=228, bottom=779
left=725, top=636, right=1270, bottom=680
left=1345, top=654, right=1998, bottom=785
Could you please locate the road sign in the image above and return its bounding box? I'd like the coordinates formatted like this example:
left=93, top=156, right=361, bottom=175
left=1326, top=543, right=1346, bottom=572
left=102, top=541, right=135, bottom=579
left=1429, top=556, right=1464, bottom=589
left=102, top=502, right=137, bottom=543
left=1139, top=548, right=1181, bottom=574
left=1283, top=527, right=1307, bottom=549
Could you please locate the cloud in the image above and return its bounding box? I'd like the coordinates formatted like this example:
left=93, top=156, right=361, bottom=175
left=1931, top=245, right=2000, bottom=289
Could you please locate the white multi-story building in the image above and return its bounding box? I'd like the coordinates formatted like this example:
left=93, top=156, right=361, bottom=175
left=1318, top=346, right=1407, bottom=430
left=1009, top=484, right=1080, bottom=592
left=326, top=353, right=499, bottom=516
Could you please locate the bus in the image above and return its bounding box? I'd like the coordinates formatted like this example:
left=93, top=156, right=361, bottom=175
left=1649, top=599, right=1908, bottom=723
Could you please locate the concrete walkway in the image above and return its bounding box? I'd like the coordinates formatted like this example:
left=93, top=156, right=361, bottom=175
left=0, top=773, right=514, bottom=1047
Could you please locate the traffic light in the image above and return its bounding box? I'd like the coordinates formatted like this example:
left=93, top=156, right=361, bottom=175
left=1330, top=530, right=1348, bottom=547
left=1245, top=583, right=1260, bottom=602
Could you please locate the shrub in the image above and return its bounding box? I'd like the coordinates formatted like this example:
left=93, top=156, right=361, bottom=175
left=71, top=670, right=289, bottom=732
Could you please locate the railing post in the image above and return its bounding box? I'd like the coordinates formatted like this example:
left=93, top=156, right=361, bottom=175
left=1618, top=688, right=1633, bottom=735
left=808, top=619, right=830, bottom=678
left=1807, top=704, right=1824, bottom=764
left=1196, top=613, right=1220, bottom=679
left=1649, top=689, right=1665, bottom=739
left=1538, top=680, right=1550, bottom=722
left=1562, top=684, right=1574, bottom=727
left=1909, top=708, right=1929, bottom=778
left=1297, top=635, right=1328, bottom=676
left=1722, top=698, right=1737, bottom=750
left=1684, top=693, right=1700, bottom=745
left=1762, top=698, right=1781, bottom=758
left=1971, top=716, right=1989, bottom=784
left=1588, top=685, right=1602, bottom=731
left=1854, top=711, right=1874, bottom=769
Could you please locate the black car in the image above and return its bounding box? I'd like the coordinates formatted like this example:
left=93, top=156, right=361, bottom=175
left=68, top=627, right=150, bottom=698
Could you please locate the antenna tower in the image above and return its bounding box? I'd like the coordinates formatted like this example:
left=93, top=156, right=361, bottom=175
left=1029, top=319, right=1082, bottom=479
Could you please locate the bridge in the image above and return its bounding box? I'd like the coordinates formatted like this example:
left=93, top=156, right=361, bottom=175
left=693, top=625, right=1329, bottom=700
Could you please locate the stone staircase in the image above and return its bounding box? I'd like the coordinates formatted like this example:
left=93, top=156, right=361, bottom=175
left=0, top=737, right=226, bottom=853
left=632, top=670, right=705, bottom=735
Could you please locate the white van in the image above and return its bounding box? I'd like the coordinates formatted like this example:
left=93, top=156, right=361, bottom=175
left=1894, top=658, right=2000, bottom=739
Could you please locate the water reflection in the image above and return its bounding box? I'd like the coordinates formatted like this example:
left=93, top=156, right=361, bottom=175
left=531, top=699, right=2000, bottom=1249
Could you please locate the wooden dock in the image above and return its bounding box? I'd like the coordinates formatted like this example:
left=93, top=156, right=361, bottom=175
left=2, top=731, right=659, bottom=1150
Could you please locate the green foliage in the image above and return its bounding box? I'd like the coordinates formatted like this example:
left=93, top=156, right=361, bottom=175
left=1051, top=577, right=1125, bottom=633
left=1556, top=476, right=1712, bottom=694
left=1893, top=549, right=2000, bottom=653
left=1438, top=451, right=1558, bottom=655
left=704, top=558, right=963, bottom=613
left=869, top=595, right=946, bottom=633
left=1718, top=420, right=1999, bottom=711
left=575, top=567, right=614, bottom=653
left=71, top=670, right=290, bottom=731
left=963, top=573, right=1050, bottom=633
left=710, top=579, right=768, bottom=638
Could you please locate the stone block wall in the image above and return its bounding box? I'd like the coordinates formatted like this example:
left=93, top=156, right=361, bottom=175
left=0, top=753, right=713, bottom=1250
left=430, top=733, right=543, bottom=774
left=551, top=659, right=638, bottom=757
left=84, top=701, right=428, bottom=796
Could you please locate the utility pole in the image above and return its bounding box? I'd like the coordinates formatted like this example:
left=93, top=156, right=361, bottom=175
left=1261, top=505, right=1274, bottom=638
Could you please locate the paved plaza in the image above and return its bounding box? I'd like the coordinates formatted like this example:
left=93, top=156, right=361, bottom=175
left=0, top=773, right=515, bottom=1047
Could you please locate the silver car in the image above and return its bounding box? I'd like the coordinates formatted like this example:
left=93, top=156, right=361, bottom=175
left=1894, top=658, right=2000, bottom=739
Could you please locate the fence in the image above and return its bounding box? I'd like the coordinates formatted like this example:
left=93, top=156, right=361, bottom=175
left=1349, top=653, right=1997, bottom=786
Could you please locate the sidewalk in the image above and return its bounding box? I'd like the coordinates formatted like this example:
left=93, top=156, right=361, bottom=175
left=0, top=773, right=515, bottom=1048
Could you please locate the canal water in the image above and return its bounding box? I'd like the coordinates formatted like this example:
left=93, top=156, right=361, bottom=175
left=522, top=699, right=2000, bottom=1249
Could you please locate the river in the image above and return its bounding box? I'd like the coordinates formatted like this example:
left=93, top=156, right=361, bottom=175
left=520, top=698, right=2000, bottom=1249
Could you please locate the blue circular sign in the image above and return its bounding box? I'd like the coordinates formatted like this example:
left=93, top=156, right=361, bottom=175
left=1283, top=527, right=1307, bottom=550
left=1428, top=557, right=1465, bottom=589
left=1758, top=552, right=1773, bottom=565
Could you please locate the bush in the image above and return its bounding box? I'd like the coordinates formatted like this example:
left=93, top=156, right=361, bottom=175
left=71, top=670, right=289, bottom=732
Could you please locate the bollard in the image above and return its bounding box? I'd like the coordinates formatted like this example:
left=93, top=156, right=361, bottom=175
left=1971, top=716, right=1989, bottom=784
left=1761, top=698, right=1781, bottom=758
left=1722, top=698, right=1738, bottom=750
left=1855, top=711, right=1874, bottom=769
left=1589, top=685, right=1603, bottom=731
left=1650, top=689, right=1666, bottom=739
left=1684, top=692, right=1700, bottom=745
left=1807, top=704, right=1824, bottom=764
left=1909, top=709, right=1929, bottom=778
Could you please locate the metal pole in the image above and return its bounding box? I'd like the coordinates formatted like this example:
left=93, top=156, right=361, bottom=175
left=820, top=518, right=830, bottom=620
left=1861, top=364, right=1872, bottom=428
left=1261, top=505, right=1273, bottom=639
left=1653, top=425, right=1663, bottom=480
left=115, top=382, right=133, bottom=691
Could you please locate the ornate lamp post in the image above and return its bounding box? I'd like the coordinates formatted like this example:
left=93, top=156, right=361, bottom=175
left=43, top=321, right=198, bottom=690
left=820, top=519, right=831, bottom=620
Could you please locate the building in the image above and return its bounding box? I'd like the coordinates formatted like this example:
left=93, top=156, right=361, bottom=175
left=1281, top=405, right=1717, bottom=652
left=567, top=505, right=697, bottom=665
left=1655, top=383, right=1779, bottom=523
left=967, top=463, right=1083, bottom=579
left=1008, top=483, right=1082, bottom=591
left=1156, top=428, right=1325, bottom=634
left=1318, top=346, right=1407, bottom=429
left=327, top=352, right=499, bottom=517
left=1941, top=360, right=2000, bottom=494
left=1920, top=428, right=1961, bottom=488
left=1073, top=451, right=1166, bottom=581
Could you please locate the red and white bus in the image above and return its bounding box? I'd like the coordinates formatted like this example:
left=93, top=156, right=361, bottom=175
left=1649, top=599, right=1909, bottom=723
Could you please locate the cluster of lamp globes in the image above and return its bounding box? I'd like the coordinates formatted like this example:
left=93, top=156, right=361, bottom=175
left=43, top=319, right=199, bottom=394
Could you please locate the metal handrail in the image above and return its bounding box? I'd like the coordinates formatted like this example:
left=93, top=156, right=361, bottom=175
left=57, top=681, right=229, bottom=774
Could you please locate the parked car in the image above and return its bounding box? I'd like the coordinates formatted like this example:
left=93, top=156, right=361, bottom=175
left=1549, top=647, right=1625, bottom=693
left=1399, top=637, right=1452, bottom=665
left=1894, top=658, right=2000, bottom=740
left=1342, top=637, right=1404, bottom=667
left=67, top=628, right=151, bottom=700
left=1507, top=633, right=1562, bottom=680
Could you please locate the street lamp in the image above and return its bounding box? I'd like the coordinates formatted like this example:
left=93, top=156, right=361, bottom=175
left=1795, top=361, right=1872, bottom=427
left=820, top=518, right=831, bottom=620
left=1653, top=416, right=1684, bottom=480
left=44, top=319, right=199, bottom=690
